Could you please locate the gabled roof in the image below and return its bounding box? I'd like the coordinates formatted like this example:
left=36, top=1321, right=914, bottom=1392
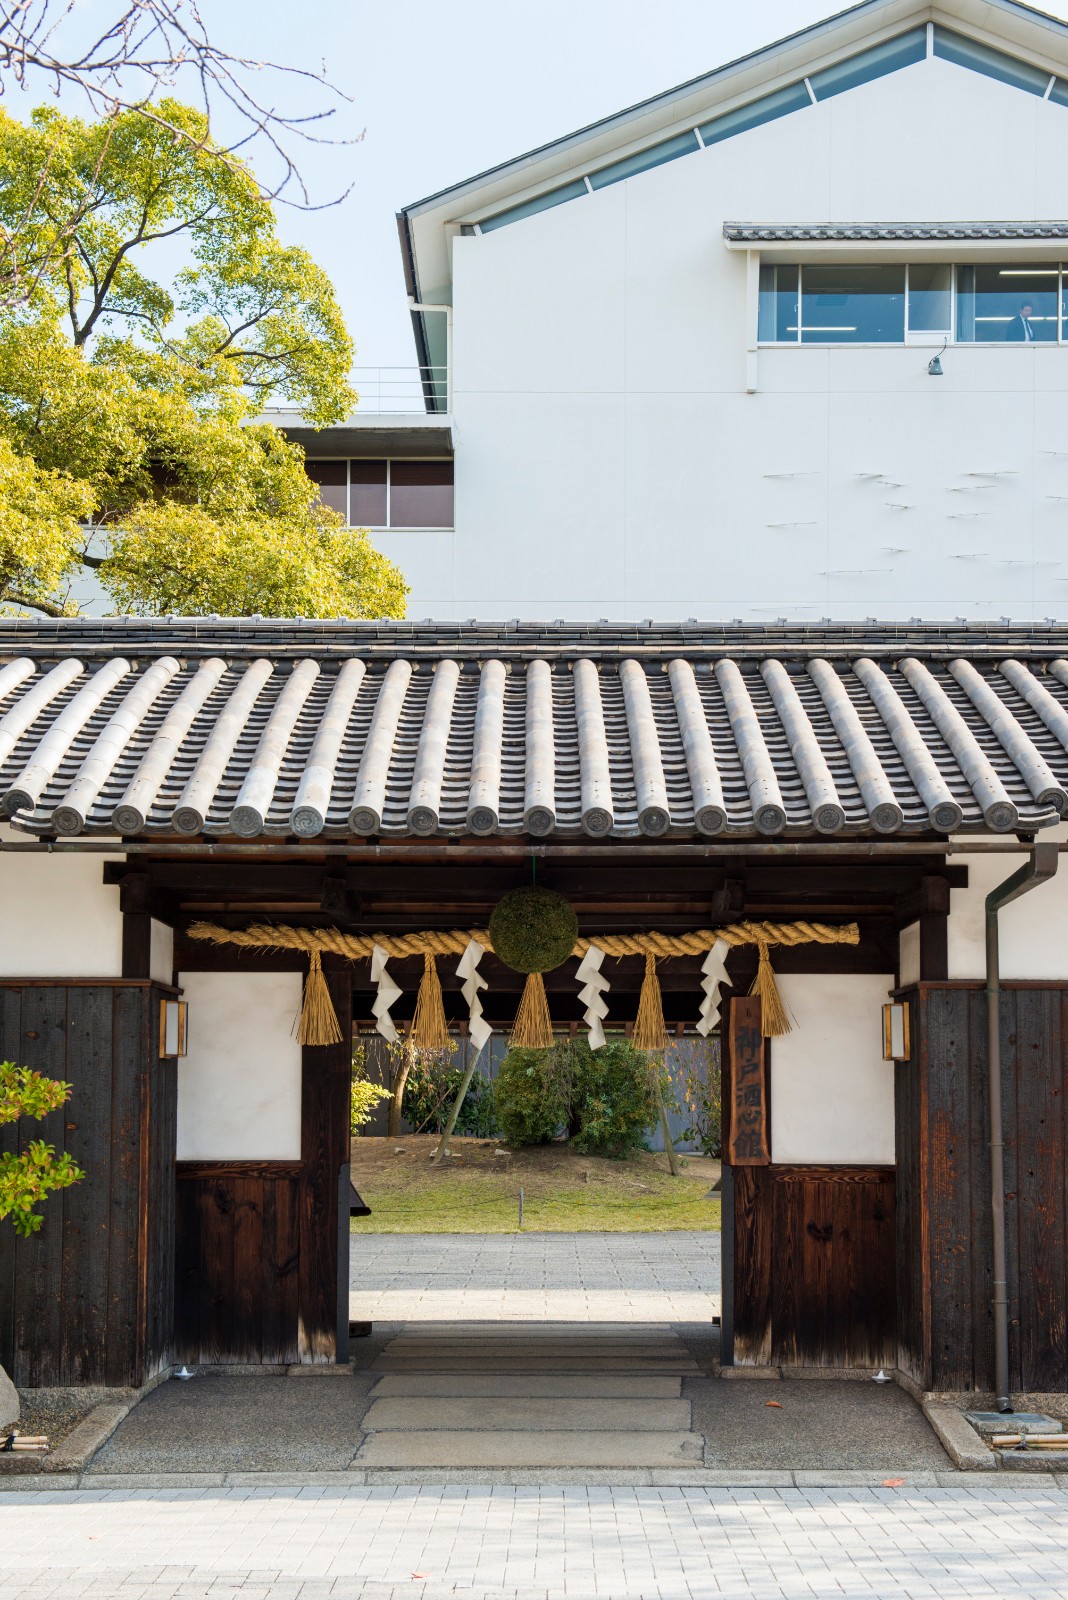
left=398, top=0, right=1068, bottom=321
left=2, top=620, right=1068, bottom=843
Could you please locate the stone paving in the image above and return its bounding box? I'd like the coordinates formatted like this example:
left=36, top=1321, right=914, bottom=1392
left=3, top=1482, right=1068, bottom=1598
left=349, top=1231, right=721, bottom=1322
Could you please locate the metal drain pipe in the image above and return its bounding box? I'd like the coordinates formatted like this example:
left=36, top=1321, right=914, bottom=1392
left=985, top=841, right=1059, bottom=1413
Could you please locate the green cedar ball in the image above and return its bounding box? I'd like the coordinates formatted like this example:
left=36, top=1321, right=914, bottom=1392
left=488, top=886, right=579, bottom=974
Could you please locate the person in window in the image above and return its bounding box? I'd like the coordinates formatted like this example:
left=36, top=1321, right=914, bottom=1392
left=1006, top=301, right=1036, bottom=342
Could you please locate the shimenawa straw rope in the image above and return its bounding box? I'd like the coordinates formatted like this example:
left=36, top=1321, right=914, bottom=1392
left=188, top=919, right=858, bottom=1047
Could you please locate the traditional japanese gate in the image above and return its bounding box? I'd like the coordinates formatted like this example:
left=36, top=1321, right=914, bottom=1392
left=2, top=619, right=1068, bottom=1393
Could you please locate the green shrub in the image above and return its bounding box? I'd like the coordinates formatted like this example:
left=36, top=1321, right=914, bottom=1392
left=350, top=1045, right=393, bottom=1134
left=0, top=1062, right=84, bottom=1236
left=568, top=1038, right=656, bottom=1158
left=493, top=1047, right=567, bottom=1145
left=494, top=1037, right=655, bottom=1157
left=402, top=1049, right=498, bottom=1137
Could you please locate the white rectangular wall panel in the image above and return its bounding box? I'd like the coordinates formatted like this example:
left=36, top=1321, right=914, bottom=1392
left=899, top=921, right=921, bottom=988
left=150, top=919, right=174, bottom=986
left=948, top=837, right=1068, bottom=980
left=770, top=973, right=896, bottom=1165
left=176, top=971, right=302, bottom=1160
left=0, top=840, right=123, bottom=977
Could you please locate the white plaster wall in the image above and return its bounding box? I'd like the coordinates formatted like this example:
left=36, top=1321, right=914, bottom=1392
left=770, top=973, right=896, bottom=1165
left=176, top=972, right=302, bottom=1160
left=150, top=920, right=173, bottom=986
left=948, top=833, right=1068, bottom=979
left=422, top=54, right=1068, bottom=620
left=0, top=838, right=123, bottom=976
left=899, top=921, right=921, bottom=988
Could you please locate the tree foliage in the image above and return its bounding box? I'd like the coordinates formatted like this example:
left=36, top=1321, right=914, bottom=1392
left=0, top=100, right=407, bottom=619
left=493, top=1037, right=655, bottom=1158
left=0, top=1062, right=84, bottom=1237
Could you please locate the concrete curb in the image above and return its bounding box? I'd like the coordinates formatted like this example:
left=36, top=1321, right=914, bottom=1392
left=47, top=1403, right=135, bottom=1473
left=3, top=1467, right=1067, bottom=1492
left=923, top=1400, right=997, bottom=1471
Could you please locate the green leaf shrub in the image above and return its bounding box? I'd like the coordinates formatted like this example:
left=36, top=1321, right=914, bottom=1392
left=568, top=1039, right=656, bottom=1158
left=350, top=1045, right=392, bottom=1134
left=493, top=1037, right=655, bottom=1157
left=0, top=1062, right=84, bottom=1236
left=492, top=1047, right=568, bottom=1146
left=401, top=1049, right=498, bottom=1138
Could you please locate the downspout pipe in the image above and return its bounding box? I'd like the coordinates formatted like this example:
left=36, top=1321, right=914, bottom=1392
left=985, top=840, right=1059, bottom=1413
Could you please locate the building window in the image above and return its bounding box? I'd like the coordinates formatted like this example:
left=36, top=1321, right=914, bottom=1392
left=956, top=265, right=1059, bottom=342
left=759, top=262, right=1067, bottom=345
left=306, top=459, right=454, bottom=527
left=305, top=459, right=347, bottom=518
left=349, top=461, right=388, bottom=526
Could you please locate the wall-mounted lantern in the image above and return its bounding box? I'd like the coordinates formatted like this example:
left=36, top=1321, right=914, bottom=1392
left=882, top=1001, right=910, bottom=1061
left=159, top=999, right=188, bottom=1058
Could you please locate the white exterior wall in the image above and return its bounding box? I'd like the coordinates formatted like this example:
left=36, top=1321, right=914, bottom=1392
left=770, top=973, right=896, bottom=1165
left=403, top=55, right=1068, bottom=620
left=176, top=972, right=303, bottom=1160
left=0, top=840, right=123, bottom=976
left=948, top=831, right=1068, bottom=979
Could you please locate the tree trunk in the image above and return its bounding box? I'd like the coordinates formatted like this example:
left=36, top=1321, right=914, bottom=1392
left=387, top=1041, right=413, bottom=1139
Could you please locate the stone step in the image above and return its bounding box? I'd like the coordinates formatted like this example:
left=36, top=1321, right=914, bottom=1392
left=381, top=1341, right=691, bottom=1358
left=369, top=1372, right=683, bottom=1398
left=353, top=1429, right=705, bottom=1469
left=361, top=1396, right=691, bottom=1433
left=408, top=1319, right=679, bottom=1328
left=372, top=1357, right=702, bottom=1374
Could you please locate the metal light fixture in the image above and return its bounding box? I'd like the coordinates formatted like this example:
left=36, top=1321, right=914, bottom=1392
left=928, top=338, right=947, bottom=376
left=159, top=999, right=188, bottom=1058
left=882, top=1001, right=910, bottom=1061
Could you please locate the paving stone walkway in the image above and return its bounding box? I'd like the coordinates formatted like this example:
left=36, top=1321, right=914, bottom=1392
left=3, top=1482, right=1068, bottom=1598
left=349, top=1231, right=721, bottom=1322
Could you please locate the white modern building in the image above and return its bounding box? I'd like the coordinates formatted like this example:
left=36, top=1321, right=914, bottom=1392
left=290, top=0, right=1068, bottom=621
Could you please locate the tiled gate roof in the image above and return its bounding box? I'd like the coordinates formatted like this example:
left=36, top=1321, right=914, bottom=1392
left=1, top=619, right=1068, bottom=841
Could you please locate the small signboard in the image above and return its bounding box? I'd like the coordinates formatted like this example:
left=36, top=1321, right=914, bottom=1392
left=727, top=994, right=769, bottom=1166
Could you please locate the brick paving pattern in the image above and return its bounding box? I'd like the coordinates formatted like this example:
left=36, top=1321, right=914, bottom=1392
left=349, top=1231, right=721, bottom=1322
left=2, top=1483, right=1068, bottom=1599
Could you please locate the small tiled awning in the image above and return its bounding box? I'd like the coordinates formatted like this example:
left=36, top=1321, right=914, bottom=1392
left=1, top=621, right=1068, bottom=841
left=723, top=221, right=1068, bottom=243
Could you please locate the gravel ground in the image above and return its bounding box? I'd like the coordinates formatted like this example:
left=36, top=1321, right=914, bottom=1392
left=13, top=1386, right=131, bottom=1448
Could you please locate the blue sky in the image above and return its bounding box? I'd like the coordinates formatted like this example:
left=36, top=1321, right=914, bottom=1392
left=12, top=1, right=1068, bottom=375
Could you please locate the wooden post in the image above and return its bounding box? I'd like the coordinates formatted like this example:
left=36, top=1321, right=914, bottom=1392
left=298, top=964, right=352, bottom=1363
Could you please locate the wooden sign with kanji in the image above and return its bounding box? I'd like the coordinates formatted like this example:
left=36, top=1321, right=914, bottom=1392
left=727, top=994, right=769, bottom=1166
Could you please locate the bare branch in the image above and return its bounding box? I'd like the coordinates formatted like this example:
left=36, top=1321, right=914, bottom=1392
left=0, top=2, right=362, bottom=208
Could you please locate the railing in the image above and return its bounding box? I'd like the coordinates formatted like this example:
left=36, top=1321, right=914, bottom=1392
left=352, top=365, right=449, bottom=414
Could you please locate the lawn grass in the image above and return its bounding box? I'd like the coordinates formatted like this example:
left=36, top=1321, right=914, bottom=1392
left=350, top=1135, right=721, bottom=1234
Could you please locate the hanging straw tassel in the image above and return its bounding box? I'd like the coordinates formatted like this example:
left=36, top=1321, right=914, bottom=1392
left=749, top=939, right=791, bottom=1037
left=298, top=950, right=344, bottom=1046
left=633, top=952, right=669, bottom=1052
left=411, top=953, right=450, bottom=1051
left=510, top=971, right=553, bottom=1049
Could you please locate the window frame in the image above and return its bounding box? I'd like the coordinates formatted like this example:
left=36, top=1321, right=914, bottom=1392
left=757, top=260, right=1067, bottom=347
left=307, top=457, right=455, bottom=530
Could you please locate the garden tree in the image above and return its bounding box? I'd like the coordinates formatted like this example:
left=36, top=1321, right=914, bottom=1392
left=0, top=101, right=408, bottom=618
left=0, top=1062, right=84, bottom=1236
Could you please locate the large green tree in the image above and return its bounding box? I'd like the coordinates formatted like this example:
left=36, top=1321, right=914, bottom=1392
left=0, top=100, right=407, bottom=618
